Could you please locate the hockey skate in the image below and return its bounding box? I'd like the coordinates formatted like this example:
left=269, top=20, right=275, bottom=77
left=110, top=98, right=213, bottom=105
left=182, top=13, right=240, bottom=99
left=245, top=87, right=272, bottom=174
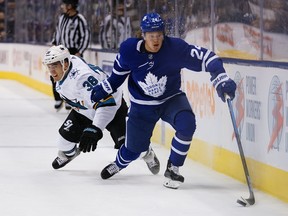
left=142, top=147, right=160, bottom=175
left=54, top=100, right=63, bottom=110
left=101, top=162, right=121, bottom=179
left=163, top=160, right=184, bottom=189
left=52, top=148, right=80, bottom=169
left=65, top=103, right=72, bottom=110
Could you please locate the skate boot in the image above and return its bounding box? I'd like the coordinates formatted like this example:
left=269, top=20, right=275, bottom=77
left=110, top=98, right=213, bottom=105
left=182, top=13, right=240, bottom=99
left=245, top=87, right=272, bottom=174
left=163, top=160, right=184, bottom=189
left=54, top=100, right=63, bottom=110
left=52, top=148, right=80, bottom=169
left=65, top=103, right=72, bottom=110
left=142, top=147, right=160, bottom=175
left=101, top=162, right=121, bottom=179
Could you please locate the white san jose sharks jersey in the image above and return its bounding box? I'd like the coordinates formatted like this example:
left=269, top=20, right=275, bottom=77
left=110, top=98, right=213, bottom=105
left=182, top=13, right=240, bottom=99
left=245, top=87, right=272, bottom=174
left=56, top=55, right=122, bottom=130
left=104, top=36, right=226, bottom=106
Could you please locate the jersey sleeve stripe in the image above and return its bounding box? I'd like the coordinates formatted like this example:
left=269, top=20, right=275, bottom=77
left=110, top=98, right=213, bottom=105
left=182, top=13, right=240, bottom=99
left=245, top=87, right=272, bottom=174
left=206, top=55, right=219, bottom=68
left=112, top=68, right=131, bottom=76
left=202, top=50, right=211, bottom=71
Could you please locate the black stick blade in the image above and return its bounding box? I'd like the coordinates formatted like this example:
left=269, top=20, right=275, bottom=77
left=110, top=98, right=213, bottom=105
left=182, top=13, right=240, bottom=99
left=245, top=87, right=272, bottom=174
left=237, top=196, right=255, bottom=207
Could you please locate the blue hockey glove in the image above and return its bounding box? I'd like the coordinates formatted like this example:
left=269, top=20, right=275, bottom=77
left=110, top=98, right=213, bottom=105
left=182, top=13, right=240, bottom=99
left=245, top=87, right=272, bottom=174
left=211, top=73, right=237, bottom=102
left=91, top=84, right=108, bottom=103
left=79, top=125, right=103, bottom=153
left=91, top=79, right=114, bottom=102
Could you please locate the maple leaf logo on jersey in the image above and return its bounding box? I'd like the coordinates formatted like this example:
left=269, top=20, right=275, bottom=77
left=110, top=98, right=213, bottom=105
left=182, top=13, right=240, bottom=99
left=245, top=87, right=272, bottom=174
left=138, top=72, right=167, bottom=97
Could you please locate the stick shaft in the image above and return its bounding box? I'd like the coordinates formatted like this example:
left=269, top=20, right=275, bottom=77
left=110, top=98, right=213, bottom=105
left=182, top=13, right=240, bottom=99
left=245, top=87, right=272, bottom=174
left=227, top=98, right=255, bottom=200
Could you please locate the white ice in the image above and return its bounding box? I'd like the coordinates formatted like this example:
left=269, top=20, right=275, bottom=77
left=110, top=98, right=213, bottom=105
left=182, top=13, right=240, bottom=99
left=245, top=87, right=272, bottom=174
left=1, top=80, right=288, bottom=216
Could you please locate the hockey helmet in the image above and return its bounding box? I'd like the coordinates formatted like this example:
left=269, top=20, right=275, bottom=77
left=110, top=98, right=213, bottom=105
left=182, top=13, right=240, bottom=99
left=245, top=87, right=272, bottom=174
left=62, top=0, right=79, bottom=8
left=43, top=45, right=70, bottom=66
left=140, top=12, right=165, bottom=33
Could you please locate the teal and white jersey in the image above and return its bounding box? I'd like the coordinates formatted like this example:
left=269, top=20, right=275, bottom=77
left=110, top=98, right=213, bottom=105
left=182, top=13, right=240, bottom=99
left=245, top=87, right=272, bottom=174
left=56, top=55, right=122, bottom=130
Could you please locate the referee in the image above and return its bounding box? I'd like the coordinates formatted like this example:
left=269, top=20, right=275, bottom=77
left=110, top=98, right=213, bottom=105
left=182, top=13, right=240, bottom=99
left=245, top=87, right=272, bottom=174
left=51, top=0, right=90, bottom=110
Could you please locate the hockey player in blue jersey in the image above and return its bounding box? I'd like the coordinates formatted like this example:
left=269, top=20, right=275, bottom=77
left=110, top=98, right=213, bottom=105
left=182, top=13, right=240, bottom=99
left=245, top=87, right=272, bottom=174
left=89, top=12, right=237, bottom=189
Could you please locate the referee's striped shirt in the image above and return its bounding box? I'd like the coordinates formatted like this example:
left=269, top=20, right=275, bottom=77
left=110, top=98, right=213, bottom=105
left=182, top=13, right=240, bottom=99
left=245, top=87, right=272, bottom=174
left=52, top=13, right=90, bottom=55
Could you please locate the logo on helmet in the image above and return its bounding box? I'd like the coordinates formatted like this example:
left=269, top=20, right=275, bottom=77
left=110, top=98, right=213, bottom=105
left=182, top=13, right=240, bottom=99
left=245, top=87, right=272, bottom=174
left=141, top=12, right=165, bottom=33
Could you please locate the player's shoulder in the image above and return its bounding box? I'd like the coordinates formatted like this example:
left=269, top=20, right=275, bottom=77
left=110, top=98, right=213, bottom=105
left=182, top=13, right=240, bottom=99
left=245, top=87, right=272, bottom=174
left=69, top=57, right=89, bottom=76
left=164, top=36, right=188, bottom=48
left=119, top=38, right=143, bottom=60
left=161, top=37, right=191, bottom=55
left=120, top=38, right=141, bottom=49
left=70, top=55, right=87, bottom=69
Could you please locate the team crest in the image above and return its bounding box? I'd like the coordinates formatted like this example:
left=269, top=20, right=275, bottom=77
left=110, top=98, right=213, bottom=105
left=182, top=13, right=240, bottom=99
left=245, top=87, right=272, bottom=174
left=138, top=72, right=167, bottom=97
left=69, top=69, right=80, bottom=79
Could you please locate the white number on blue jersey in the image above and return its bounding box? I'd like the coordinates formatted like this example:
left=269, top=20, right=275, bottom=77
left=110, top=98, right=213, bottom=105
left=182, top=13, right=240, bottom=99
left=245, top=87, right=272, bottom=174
left=190, top=46, right=204, bottom=60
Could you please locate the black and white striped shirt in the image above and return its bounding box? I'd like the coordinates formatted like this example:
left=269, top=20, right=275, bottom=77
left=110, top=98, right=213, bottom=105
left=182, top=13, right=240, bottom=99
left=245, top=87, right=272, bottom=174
left=52, top=12, right=90, bottom=55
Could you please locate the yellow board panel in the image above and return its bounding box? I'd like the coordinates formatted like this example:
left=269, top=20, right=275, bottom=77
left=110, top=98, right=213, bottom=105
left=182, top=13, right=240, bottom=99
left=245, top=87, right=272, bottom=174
left=152, top=125, right=288, bottom=203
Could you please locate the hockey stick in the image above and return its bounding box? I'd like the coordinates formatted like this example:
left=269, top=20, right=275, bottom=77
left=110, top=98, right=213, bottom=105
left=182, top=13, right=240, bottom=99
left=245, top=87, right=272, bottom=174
left=226, top=97, right=255, bottom=207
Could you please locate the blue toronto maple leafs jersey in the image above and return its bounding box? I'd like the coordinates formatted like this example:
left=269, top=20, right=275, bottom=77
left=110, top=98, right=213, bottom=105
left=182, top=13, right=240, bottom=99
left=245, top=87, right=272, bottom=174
left=105, top=36, right=226, bottom=106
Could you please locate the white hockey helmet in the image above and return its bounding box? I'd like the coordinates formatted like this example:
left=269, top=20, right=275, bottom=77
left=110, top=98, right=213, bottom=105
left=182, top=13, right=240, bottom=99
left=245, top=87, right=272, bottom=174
left=43, top=45, right=70, bottom=66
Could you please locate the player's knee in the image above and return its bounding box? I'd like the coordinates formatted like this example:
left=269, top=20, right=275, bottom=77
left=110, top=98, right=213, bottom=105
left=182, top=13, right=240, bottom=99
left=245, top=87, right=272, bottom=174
left=175, top=110, right=196, bottom=139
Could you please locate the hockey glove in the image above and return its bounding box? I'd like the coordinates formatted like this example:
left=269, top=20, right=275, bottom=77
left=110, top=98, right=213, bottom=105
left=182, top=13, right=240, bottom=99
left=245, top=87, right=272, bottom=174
left=91, top=80, right=113, bottom=103
left=79, top=125, right=103, bottom=153
left=211, top=73, right=237, bottom=102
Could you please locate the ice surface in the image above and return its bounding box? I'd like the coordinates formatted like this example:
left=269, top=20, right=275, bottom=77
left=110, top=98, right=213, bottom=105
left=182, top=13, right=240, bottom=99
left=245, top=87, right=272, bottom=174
left=1, top=80, right=288, bottom=216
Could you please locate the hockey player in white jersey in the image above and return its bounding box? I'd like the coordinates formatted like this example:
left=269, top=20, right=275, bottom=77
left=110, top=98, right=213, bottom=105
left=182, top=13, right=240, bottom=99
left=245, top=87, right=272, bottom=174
left=43, top=45, right=129, bottom=169
left=43, top=45, right=159, bottom=173
left=90, top=13, right=237, bottom=189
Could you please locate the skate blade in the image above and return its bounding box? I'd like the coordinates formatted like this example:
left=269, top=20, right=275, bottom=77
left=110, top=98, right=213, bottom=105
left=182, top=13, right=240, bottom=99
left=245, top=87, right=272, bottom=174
left=163, top=178, right=182, bottom=189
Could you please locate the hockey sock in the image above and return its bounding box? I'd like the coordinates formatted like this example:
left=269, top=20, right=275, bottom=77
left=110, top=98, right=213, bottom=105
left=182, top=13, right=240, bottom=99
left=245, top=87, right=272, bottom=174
left=169, top=111, right=195, bottom=166
left=115, top=145, right=141, bottom=169
left=63, top=145, right=77, bottom=157
left=169, top=133, right=191, bottom=166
